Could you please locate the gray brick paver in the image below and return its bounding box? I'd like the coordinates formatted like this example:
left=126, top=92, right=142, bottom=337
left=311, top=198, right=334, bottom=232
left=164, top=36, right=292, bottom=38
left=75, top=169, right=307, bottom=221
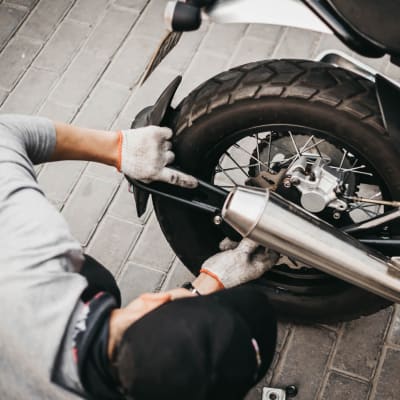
left=229, top=26, right=284, bottom=68
left=128, top=213, right=175, bottom=273
left=118, top=262, right=165, bottom=306
left=128, top=0, right=168, bottom=41
left=49, top=50, right=109, bottom=107
left=38, top=100, right=77, bottom=122
left=104, top=34, right=159, bottom=88
left=6, top=0, right=38, bottom=8
left=201, top=23, right=247, bottom=58
left=38, top=160, right=87, bottom=205
left=62, top=175, right=118, bottom=246
left=161, top=26, right=208, bottom=73
left=386, top=304, right=400, bottom=347
left=33, top=19, right=90, bottom=72
left=0, top=89, right=7, bottom=105
left=272, top=325, right=336, bottom=400
left=84, top=6, right=138, bottom=60
left=332, top=307, right=392, bottom=380
left=320, top=372, right=370, bottom=400
left=0, top=3, right=27, bottom=50
left=108, top=179, right=152, bottom=225
left=18, top=0, right=74, bottom=42
left=87, top=215, right=142, bottom=276
left=273, top=27, right=321, bottom=59
left=0, top=66, right=58, bottom=113
left=73, top=80, right=131, bottom=130
left=246, top=24, right=285, bottom=41
left=67, top=0, right=109, bottom=24
left=0, top=35, right=41, bottom=91
left=372, top=347, right=400, bottom=400
left=114, top=0, right=148, bottom=10
left=174, top=50, right=227, bottom=104
left=84, top=162, right=122, bottom=184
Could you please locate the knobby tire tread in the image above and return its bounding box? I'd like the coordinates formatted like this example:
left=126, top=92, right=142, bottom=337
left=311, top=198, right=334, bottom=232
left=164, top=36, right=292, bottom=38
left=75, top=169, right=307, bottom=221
left=174, top=59, right=385, bottom=137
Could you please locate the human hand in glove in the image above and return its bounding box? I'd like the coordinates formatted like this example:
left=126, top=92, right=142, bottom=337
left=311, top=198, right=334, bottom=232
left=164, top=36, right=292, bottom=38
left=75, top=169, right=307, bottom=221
left=117, top=126, right=198, bottom=188
left=200, top=238, right=279, bottom=289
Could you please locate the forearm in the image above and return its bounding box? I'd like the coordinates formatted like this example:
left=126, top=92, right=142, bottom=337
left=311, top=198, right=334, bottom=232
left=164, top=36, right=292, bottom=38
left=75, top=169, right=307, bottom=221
left=51, top=122, right=119, bottom=168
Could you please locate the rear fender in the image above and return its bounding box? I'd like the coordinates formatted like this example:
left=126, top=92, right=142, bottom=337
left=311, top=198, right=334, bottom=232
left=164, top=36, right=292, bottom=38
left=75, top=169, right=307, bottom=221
left=205, top=0, right=332, bottom=33
left=130, top=76, right=182, bottom=217
left=376, top=75, right=400, bottom=155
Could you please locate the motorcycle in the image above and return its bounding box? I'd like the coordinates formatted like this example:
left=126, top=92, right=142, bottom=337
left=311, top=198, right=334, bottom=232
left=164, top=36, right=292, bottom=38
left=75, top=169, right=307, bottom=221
left=128, top=0, right=400, bottom=323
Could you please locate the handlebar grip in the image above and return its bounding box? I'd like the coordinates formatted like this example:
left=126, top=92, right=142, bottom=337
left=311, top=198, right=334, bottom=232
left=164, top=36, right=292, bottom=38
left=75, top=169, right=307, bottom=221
left=186, top=0, right=216, bottom=6
left=165, top=1, right=202, bottom=32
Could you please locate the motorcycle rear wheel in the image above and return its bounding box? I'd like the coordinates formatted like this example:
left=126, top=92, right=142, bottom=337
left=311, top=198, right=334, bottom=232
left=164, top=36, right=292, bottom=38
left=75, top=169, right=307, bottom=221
left=153, top=59, right=400, bottom=323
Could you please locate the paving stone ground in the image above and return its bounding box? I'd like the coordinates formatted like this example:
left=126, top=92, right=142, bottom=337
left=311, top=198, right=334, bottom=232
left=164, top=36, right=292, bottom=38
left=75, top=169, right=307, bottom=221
left=1, top=1, right=400, bottom=399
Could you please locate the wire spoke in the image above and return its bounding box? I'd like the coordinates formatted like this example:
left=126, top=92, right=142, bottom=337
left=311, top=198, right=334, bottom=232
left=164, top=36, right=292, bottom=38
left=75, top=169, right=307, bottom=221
left=299, top=135, right=314, bottom=154
left=224, top=151, right=250, bottom=177
left=349, top=192, right=382, bottom=211
left=330, top=165, right=373, bottom=176
left=232, top=143, right=270, bottom=169
left=280, top=137, right=327, bottom=166
left=217, top=162, right=237, bottom=185
left=338, top=149, right=348, bottom=170
left=254, top=133, right=262, bottom=172
left=216, top=163, right=259, bottom=173
left=301, top=138, right=326, bottom=154
left=311, top=136, right=323, bottom=158
left=266, top=132, right=272, bottom=171
left=288, top=131, right=301, bottom=157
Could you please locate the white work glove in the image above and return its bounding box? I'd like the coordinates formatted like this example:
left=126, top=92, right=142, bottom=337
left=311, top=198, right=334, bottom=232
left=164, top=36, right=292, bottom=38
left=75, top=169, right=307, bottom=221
left=200, top=238, right=279, bottom=289
left=118, top=126, right=198, bottom=188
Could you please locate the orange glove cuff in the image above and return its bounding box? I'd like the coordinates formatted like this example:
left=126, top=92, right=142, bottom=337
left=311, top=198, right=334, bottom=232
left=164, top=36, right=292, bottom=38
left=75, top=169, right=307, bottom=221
left=116, top=130, right=123, bottom=172
left=199, top=269, right=225, bottom=290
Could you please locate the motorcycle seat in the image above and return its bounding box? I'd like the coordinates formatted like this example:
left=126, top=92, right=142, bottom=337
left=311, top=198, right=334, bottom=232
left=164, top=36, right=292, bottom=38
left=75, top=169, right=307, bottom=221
left=328, top=0, right=400, bottom=57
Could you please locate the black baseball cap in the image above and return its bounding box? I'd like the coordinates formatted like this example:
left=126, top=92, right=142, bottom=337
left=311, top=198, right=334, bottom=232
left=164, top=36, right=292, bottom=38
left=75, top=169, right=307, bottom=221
left=113, top=286, right=277, bottom=400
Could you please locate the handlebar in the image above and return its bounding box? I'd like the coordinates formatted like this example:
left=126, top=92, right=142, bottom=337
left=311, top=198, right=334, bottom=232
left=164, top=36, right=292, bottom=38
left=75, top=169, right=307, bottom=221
left=165, top=0, right=217, bottom=32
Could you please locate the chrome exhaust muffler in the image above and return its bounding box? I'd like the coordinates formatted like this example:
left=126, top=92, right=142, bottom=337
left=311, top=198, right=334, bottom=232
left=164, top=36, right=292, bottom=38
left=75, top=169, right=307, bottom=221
left=222, top=186, right=400, bottom=303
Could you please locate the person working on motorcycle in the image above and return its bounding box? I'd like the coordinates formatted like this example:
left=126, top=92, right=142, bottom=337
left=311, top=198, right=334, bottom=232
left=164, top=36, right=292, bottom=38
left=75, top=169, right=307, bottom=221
left=0, top=114, right=277, bottom=400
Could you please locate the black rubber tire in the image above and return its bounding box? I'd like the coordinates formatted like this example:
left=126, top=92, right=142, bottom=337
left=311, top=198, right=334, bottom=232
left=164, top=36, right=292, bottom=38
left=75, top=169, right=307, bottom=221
left=154, top=59, right=400, bottom=323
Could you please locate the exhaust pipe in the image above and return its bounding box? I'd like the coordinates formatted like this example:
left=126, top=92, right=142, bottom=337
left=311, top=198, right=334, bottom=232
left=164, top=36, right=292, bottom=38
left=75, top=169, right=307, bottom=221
left=222, top=186, right=400, bottom=303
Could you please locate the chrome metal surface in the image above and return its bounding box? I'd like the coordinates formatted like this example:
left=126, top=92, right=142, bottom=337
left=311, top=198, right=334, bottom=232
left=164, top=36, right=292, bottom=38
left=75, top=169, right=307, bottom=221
left=213, top=215, right=223, bottom=225
left=205, top=0, right=332, bottom=33
left=345, top=196, right=400, bottom=208
left=343, top=208, right=400, bottom=234
left=286, top=155, right=347, bottom=213
left=262, top=387, right=286, bottom=400
left=222, top=186, right=268, bottom=237
left=317, top=50, right=377, bottom=81
left=222, top=186, right=400, bottom=303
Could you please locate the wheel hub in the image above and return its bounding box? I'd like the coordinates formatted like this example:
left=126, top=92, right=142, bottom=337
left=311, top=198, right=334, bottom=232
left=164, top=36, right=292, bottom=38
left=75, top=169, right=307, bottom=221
left=249, top=133, right=355, bottom=215
left=286, top=155, right=348, bottom=213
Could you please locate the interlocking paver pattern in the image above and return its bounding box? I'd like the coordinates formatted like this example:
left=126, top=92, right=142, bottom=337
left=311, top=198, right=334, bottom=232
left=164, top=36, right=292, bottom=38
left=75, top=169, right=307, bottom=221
left=1, top=1, right=399, bottom=398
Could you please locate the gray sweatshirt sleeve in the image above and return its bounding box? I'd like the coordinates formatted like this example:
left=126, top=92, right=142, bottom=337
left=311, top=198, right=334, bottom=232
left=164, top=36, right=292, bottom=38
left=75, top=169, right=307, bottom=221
left=0, top=113, right=57, bottom=164
left=0, top=114, right=88, bottom=399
